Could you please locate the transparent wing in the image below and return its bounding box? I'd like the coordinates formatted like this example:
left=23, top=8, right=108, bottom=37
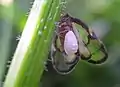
left=73, top=23, right=91, bottom=60
left=51, top=47, right=79, bottom=74
left=73, top=23, right=108, bottom=64
left=86, top=30, right=108, bottom=64
left=50, top=34, right=79, bottom=74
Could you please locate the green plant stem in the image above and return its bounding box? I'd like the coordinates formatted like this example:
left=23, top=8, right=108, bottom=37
left=4, top=0, right=63, bottom=87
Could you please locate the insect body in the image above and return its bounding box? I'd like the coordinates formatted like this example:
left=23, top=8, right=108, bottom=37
left=50, top=14, right=80, bottom=74
left=64, top=30, right=79, bottom=56
left=50, top=14, right=108, bottom=75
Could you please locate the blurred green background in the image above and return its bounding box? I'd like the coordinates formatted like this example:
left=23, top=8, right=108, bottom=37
left=0, top=0, right=120, bottom=87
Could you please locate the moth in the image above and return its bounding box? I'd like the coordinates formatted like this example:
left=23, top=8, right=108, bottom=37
left=49, top=14, right=108, bottom=75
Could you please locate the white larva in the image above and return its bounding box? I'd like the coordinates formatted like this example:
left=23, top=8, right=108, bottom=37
left=64, top=31, right=78, bottom=55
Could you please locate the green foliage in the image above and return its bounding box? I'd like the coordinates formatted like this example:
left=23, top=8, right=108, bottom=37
left=3, top=0, right=62, bottom=87
left=0, top=0, right=120, bottom=87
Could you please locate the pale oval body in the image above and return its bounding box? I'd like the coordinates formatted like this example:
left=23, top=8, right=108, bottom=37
left=64, top=31, right=78, bottom=55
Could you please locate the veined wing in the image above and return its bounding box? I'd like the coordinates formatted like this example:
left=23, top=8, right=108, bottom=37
left=73, top=23, right=108, bottom=64
left=86, top=29, right=108, bottom=64
left=50, top=33, right=79, bottom=74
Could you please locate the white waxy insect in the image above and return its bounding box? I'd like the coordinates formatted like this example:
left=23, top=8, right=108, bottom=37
left=64, top=31, right=78, bottom=55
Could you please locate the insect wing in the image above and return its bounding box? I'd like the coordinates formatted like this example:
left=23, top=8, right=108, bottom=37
left=74, top=23, right=108, bottom=64
left=72, top=23, right=91, bottom=60
left=86, top=30, right=108, bottom=64
left=51, top=47, right=79, bottom=74
left=50, top=33, right=79, bottom=74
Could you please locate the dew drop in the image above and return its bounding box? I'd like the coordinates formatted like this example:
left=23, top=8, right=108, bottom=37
left=36, top=24, right=39, bottom=29
left=38, top=30, right=42, bottom=35
left=56, top=6, right=59, bottom=9
left=48, top=13, right=51, bottom=17
left=48, top=17, right=52, bottom=21
left=44, top=26, right=47, bottom=30
left=40, top=18, right=44, bottom=22
left=44, top=40, right=47, bottom=43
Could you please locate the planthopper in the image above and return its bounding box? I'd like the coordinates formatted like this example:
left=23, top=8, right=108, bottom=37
left=49, top=14, right=108, bottom=75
